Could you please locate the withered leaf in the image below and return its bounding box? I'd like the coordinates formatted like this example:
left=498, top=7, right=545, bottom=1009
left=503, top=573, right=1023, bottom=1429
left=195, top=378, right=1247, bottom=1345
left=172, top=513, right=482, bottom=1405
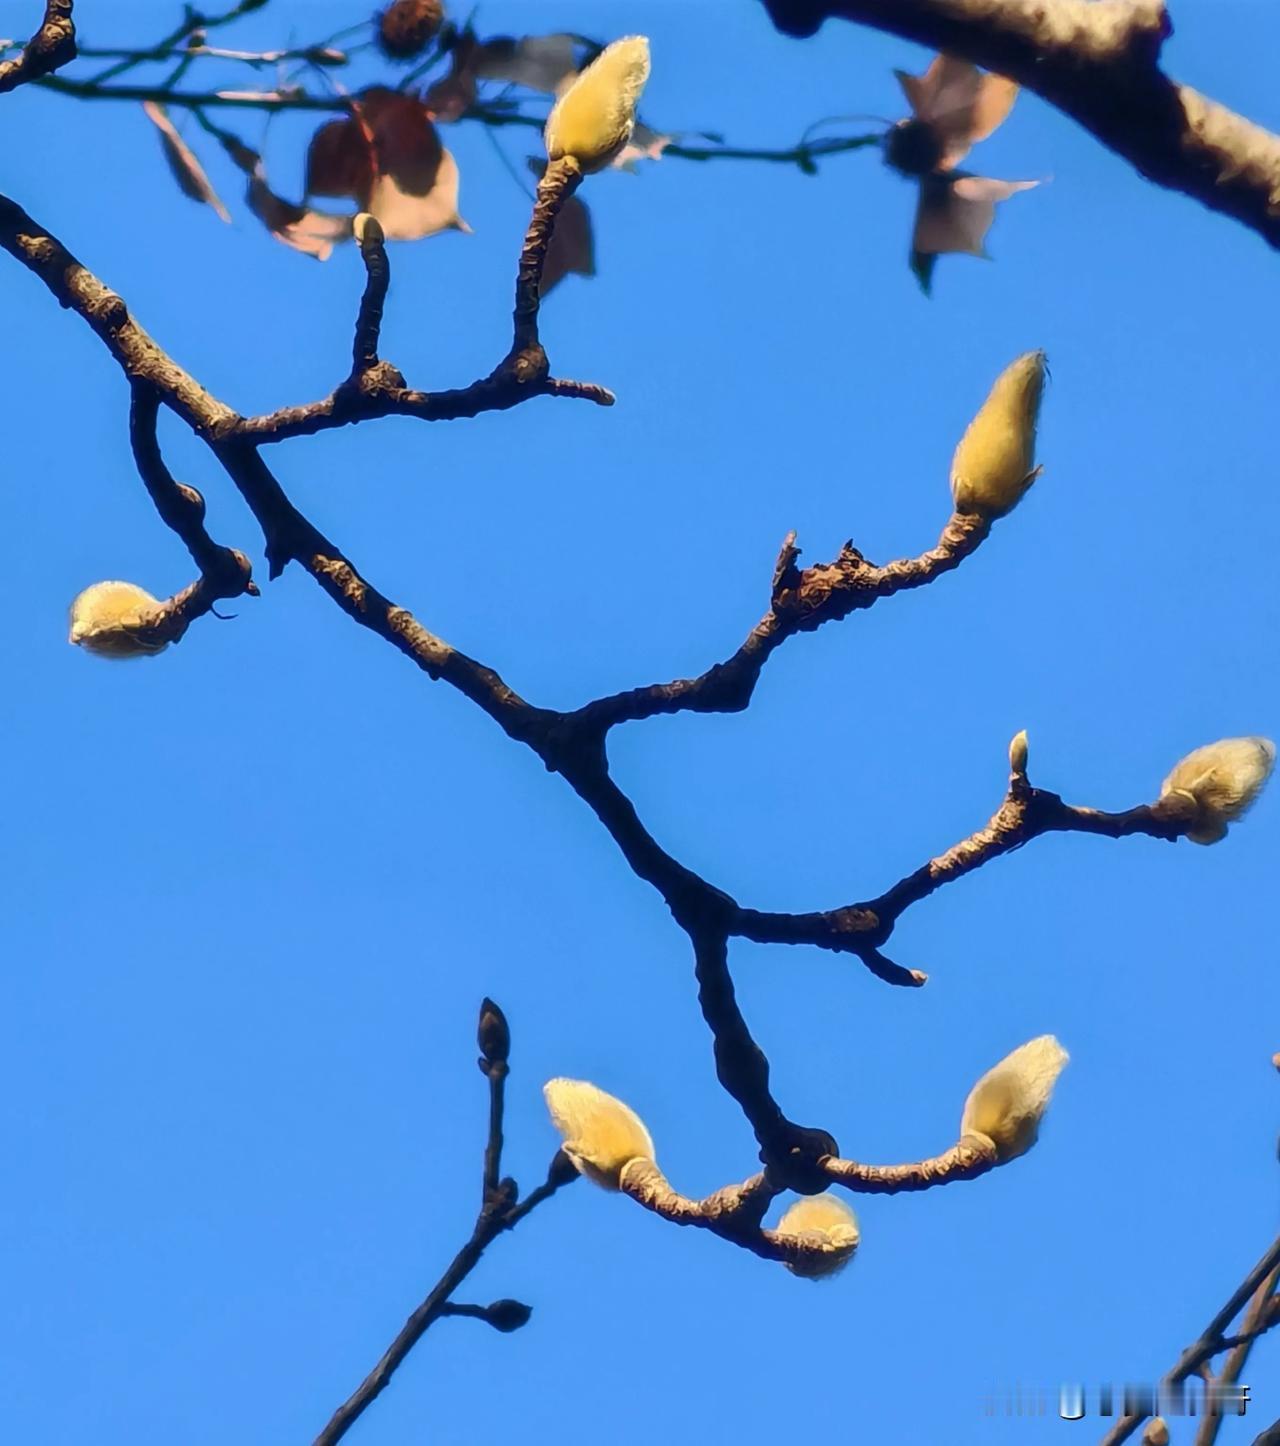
left=473, top=34, right=580, bottom=94
left=365, top=144, right=469, bottom=239
left=142, top=101, right=230, bottom=222
left=894, top=55, right=1018, bottom=172
left=912, top=173, right=1037, bottom=260
left=302, top=89, right=465, bottom=239
left=225, top=138, right=354, bottom=260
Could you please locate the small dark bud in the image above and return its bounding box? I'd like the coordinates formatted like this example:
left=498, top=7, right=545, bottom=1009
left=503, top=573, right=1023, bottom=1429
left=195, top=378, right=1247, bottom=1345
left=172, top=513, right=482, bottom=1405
left=484, top=1298, right=532, bottom=1333
left=477, top=997, right=510, bottom=1068
left=547, top=1148, right=579, bottom=1189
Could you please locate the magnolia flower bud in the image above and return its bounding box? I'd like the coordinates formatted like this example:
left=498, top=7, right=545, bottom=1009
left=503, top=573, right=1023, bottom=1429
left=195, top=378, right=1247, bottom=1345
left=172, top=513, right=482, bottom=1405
left=68, top=580, right=170, bottom=659
left=960, top=1035, right=1068, bottom=1163
left=543, top=1078, right=655, bottom=1190
left=775, top=1193, right=860, bottom=1279
left=1142, top=1419, right=1170, bottom=1446
left=1009, top=729, right=1029, bottom=775
left=1158, top=736, right=1275, bottom=845
left=544, top=36, right=650, bottom=174
left=951, top=351, right=1047, bottom=518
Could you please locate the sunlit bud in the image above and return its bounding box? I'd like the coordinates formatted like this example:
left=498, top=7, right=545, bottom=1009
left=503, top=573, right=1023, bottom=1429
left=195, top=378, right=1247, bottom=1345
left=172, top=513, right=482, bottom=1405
left=544, top=36, right=650, bottom=174
left=1142, top=1419, right=1170, bottom=1446
left=1009, top=729, right=1029, bottom=775
left=1158, top=737, right=1275, bottom=845
left=960, top=1035, right=1068, bottom=1163
left=950, top=350, right=1047, bottom=518
left=68, top=581, right=170, bottom=659
left=543, top=1078, right=655, bottom=1190
left=775, top=1193, right=860, bottom=1279
left=376, top=0, right=444, bottom=61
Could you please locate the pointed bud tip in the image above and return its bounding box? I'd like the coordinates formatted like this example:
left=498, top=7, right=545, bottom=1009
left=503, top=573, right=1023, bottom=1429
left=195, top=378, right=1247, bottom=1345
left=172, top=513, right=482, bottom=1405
left=1009, top=729, right=1029, bottom=774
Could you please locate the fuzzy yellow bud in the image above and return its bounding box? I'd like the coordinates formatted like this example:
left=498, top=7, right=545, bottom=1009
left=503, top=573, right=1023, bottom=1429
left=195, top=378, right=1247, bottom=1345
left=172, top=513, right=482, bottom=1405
left=1009, top=729, right=1029, bottom=775
left=950, top=350, right=1047, bottom=518
left=775, top=1193, right=860, bottom=1279
left=544, top=36, right=650, bottom=174
left=68, top=581, right=170, bottom=659
left=1142, top=1420, right=1170, bottom=1446
left=543, top=1078, right=655, bottom=1190
left=1159, top=736, right=1275, bottom=845
left=960, top=1035, right=1068, bottom=1163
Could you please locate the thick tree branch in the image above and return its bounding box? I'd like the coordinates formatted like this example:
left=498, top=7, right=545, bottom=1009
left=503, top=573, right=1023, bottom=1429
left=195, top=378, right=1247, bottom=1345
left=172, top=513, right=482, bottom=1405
left=761, top=0, right=1280, bottom=250
left=0, top=0, right=76, bottom=95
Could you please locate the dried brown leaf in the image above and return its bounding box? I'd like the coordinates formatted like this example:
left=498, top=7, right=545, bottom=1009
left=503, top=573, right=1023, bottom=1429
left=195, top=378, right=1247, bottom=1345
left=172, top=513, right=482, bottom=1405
left=142, top=101, right=230, bottom=223
left=364, top=145, right=469, bottom=239
left=226, top=138, right=354, bottom=260
left=912, top=173, right=1037, bottom=258
left=473, top=34, right=579, bottom=94
left=894, top=55, right=1019, bottom=171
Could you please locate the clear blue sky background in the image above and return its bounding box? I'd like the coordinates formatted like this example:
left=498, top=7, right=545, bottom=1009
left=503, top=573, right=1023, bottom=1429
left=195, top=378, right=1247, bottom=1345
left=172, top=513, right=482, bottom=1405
left=3, top=3, right=1277, bottom=1442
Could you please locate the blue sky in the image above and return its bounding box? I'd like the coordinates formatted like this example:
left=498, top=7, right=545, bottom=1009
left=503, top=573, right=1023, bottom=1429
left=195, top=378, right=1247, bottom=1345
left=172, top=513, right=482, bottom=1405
left=2, top=3, right=1278, bottom=1442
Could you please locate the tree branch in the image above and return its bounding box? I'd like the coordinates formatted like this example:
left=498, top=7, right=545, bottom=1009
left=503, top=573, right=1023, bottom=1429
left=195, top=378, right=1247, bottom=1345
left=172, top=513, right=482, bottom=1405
left=570, top=514, right=990, bottom=731
left=821, top=1133, right=998, bottom=1193
left=1099, top=1233, right=1280, bottom=1446
left=312, top=1000, right=576, bottom=1446
left=0, top=0, right=76, bottom=95
left=760, top=0, right=1280, bottom=250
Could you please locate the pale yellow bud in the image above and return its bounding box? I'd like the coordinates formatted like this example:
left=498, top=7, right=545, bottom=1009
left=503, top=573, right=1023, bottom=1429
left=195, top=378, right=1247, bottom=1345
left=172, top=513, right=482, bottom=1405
left=1159, top=736, right=1275, bottom=845
left=1142, top=1419, right=1170, bottom=1446
left=543, top=1078, right=655, bottom=1190
left=960, top=1035, right=1068, bottom=1163
left=775, top=1193, right=860, bottom=1279
left=68, top=581, right=169, bottom=659
left=1009, top=729, right=1029, bottom=775
left=544, top=37, right=650, bottom=174
left=950, top=350, right=1047, bottom=518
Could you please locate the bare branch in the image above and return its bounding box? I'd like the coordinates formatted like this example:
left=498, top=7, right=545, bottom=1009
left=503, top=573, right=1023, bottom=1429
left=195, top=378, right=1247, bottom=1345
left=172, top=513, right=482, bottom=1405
left=0, top=0, right=76, bottom=95
left=821, top=1133, right=997, bottom=1193
left=569, top=513, right=990, bottom=732
left=1099, top=1233, right=1280, bottom=1446
left=350, top=214, right=390, bottom=376
left=761, top=0, right=1280, bottom=250
left=312, top=1000, right=577, bottom=1446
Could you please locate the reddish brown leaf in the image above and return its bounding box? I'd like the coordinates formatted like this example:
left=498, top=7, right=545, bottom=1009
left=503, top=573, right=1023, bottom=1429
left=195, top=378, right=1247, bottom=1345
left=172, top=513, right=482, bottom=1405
left=305, top=116, right=372, bottom=199
left=142, top=101, right=230, bottom=222
left=225, top=138, right=354, bottom=260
